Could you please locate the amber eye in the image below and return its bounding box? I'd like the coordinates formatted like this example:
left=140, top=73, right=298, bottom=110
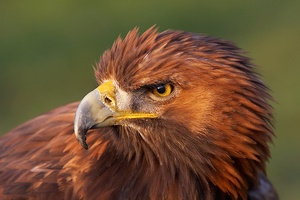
left=152, top=84, right=173, bottom=97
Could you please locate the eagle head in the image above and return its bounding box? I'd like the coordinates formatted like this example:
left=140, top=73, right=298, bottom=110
left=73, top=27, right=274, bottom=199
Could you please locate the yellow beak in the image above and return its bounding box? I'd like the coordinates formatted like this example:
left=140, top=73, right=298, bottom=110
left=74, top=80, right=157, bottom=149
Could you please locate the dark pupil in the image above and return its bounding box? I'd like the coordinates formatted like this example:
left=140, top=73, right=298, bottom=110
left=156, top=85, right=166, bottom=94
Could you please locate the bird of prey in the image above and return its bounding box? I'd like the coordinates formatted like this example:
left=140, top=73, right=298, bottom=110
left=0, top=27, right=278, bottom=199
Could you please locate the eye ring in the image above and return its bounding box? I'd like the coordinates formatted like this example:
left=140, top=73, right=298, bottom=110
left=152, top=84, right=173, bottom=97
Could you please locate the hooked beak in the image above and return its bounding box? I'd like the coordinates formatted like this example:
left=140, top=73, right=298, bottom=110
left=74, top=80, right=157, bottom=149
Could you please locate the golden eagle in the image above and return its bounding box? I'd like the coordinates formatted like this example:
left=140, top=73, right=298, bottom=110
left=0, top=27, right=278, bottom=199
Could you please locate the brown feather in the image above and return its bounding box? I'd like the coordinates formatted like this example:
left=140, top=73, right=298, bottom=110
left=0, top=27, right=277, bottom=199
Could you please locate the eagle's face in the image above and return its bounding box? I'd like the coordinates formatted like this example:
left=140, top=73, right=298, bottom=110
left=74, top=29, right=217, bottom=148
left=73, top=28, right=273, bottom=198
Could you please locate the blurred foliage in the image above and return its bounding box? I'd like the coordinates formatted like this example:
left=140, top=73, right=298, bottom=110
left=0, top=0, right=299, bottom=199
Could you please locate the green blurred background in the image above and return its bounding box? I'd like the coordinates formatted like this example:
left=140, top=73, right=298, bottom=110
left=0, top=0, right=299, bottom=199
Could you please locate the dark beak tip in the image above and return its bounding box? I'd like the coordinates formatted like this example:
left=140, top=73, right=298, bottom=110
left=75, top=130, right=89, bottom=150
left=77, top=138, right=89, bottom=150
left=80, top=141, right=89, bottom=150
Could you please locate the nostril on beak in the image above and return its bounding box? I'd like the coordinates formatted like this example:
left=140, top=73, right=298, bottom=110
left=103, top=95, right=115, bottom=108
left=104, top=96, right=112, bottom=105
